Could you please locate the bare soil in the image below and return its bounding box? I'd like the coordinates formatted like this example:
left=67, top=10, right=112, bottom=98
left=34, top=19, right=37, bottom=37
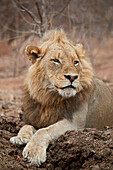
left=0, top=116, right=113, bottom=170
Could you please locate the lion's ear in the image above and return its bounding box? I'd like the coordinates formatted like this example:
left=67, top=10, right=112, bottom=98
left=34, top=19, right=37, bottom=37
left=25, top=45, right=41, bottom=64
left=75, top=43, right=85, bottom=58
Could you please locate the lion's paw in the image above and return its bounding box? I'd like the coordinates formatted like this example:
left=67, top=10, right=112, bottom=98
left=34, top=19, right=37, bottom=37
left=10, top=136, right=30, bottom=145
left=22, top=142, right=46, bottom=165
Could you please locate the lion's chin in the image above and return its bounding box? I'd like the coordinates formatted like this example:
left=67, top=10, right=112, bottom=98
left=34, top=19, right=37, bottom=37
left=57, top=88, right=77, bottom=98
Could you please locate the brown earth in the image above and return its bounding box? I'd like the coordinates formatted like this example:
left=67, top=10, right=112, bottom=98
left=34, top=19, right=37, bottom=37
left=0, top=117, right=113, bottom=170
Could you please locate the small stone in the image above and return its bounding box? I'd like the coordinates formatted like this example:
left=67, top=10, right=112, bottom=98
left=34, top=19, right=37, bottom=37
left=90, top=165, right=100, bottom=170
left=2, top=104, right=9, bottom=109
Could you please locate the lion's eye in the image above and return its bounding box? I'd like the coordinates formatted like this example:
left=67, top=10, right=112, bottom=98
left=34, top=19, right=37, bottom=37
left=74, top=60, right=79, bottom=66
left=51, top=58, right=60, bottom=64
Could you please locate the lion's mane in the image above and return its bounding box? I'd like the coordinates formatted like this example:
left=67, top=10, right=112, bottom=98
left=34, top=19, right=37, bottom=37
left=22, top=30, right=94, bottom=129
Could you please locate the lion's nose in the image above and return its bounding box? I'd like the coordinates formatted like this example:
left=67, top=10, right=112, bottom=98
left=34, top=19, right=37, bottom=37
left=64, top=74, right=78, bottom=83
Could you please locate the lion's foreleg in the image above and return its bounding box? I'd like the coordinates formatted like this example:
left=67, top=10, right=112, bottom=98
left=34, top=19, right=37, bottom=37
left=10, top=125, right=36, bottom=145
left=22, top=119, right=75, bottom=165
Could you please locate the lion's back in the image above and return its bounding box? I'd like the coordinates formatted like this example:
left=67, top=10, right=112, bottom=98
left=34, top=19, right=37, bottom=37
left=85, top=78, right=113, bottom=129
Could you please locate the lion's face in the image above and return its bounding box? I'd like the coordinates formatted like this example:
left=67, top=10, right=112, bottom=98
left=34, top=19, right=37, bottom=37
left=25, top=30, right=93, bottom=103
left=42, top=44, right=81, bottom=98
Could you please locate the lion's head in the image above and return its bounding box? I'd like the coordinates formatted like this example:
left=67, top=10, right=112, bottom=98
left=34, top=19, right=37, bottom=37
left=25, top=30, right=93, bottom=105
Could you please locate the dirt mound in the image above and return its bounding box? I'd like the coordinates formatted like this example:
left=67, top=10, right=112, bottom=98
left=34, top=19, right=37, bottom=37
left=0, top=117, right=113, bottom=170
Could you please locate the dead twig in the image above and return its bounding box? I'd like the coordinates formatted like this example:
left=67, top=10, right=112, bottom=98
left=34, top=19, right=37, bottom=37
left=53, top=0, right=71, bottom=18
left=34, top=0, right=43, bottom=24
left=12, top=0, right=40, bottom=25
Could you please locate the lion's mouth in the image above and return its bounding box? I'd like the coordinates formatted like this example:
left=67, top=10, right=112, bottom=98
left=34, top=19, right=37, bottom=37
left=61, top=85, right=75, bottom=89
left=55, top=85, right=75, bottom=90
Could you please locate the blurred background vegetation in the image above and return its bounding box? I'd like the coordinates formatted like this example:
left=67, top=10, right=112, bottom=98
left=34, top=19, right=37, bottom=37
left=1, top=0, right=113, bottom=40
left=0, top=0, right=113, bottom=90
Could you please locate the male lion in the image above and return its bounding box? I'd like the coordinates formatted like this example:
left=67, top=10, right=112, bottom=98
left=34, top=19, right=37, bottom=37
left=10, top=30, right=113, bottom=165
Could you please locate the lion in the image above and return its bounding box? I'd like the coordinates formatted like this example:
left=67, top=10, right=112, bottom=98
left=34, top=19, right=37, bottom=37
left=10, top=29, right=113, bottom=166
